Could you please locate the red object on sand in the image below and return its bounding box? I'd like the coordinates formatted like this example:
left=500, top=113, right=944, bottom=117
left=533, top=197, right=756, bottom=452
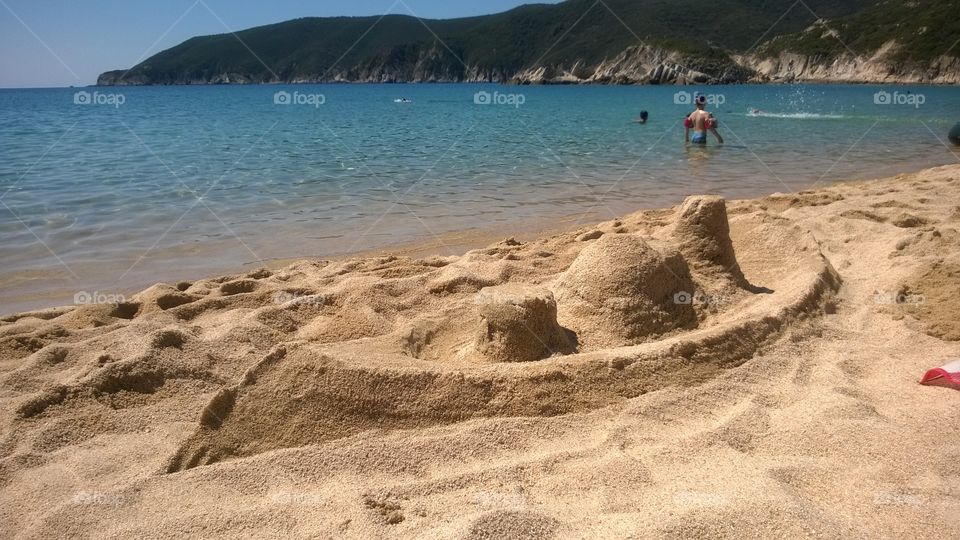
left=920, top=360, right=960, bottom=390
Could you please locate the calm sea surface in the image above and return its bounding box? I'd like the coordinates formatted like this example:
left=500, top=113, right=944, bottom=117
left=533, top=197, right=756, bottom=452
left=1, top=84, right=958, bottom=313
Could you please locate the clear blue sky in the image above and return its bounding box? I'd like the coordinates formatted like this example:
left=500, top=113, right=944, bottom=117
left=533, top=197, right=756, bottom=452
left=0, top=0, right=562, bottom=88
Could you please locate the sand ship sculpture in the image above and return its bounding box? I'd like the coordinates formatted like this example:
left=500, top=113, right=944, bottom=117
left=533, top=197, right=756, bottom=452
left=2, top=196, right=840, bottom=472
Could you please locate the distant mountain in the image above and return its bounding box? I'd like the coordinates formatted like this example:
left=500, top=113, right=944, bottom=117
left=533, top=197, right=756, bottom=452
left=97, top=0, right=960, bottom=86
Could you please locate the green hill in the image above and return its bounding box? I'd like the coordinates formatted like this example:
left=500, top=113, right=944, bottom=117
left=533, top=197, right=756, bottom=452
left=97, top=0, right=959, bottom=85
left=757, top=0, right=960, bottom=63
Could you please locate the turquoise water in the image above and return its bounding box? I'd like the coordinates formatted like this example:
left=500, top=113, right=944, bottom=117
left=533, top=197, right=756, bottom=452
left=1, top=84, right=958, bottom=313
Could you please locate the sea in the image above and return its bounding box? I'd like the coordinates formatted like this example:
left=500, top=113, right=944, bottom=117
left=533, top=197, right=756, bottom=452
left=1, top=83, right=958, bottom=313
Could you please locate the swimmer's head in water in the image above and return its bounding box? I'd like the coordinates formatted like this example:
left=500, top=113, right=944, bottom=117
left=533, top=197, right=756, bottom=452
left=695, top=94, right=707, bottom=109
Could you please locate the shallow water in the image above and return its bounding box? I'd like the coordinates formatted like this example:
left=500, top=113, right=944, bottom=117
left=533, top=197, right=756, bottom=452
left=1, top=83, right=958, bottom=313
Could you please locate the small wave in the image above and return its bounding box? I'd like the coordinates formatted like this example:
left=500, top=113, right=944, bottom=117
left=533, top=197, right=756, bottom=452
left=747, top=111, right=845, bottom=119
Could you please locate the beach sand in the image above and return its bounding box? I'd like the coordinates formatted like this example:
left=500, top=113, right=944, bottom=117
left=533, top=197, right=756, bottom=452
left=1, top=165, right=958, bottom=538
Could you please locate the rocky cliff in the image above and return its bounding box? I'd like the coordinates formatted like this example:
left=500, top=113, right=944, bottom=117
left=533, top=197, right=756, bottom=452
left=97, top=38, right=960, bottom=86
left=743, top=45, right=960, bottom=84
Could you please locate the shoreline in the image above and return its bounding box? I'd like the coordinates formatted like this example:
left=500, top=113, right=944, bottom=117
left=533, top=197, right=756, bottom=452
left=4, top=159, right=959, bottom=318
left=0, top=209, right=607, bottom=318
left=89, top=80, right=960, bottom=88
left=7, top=80, right=960, bottom=90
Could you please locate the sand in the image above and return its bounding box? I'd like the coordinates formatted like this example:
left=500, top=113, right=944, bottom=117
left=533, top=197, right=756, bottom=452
left=1, top=165, right=959, bottom=538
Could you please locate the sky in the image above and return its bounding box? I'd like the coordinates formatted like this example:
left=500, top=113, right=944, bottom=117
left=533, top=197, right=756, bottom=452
left=0, top=0, right=563, bottom=88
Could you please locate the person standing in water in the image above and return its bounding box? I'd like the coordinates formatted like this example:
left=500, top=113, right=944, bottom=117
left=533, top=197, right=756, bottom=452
left=685, top=95, right=724, bottom=145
